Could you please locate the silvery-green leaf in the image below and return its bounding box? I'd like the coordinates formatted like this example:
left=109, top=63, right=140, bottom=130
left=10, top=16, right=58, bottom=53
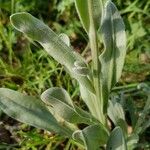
left=79, top=84, right=98, bottom=119
left=10, top=12, right=94, bottom=93
left=41, top=87, right=94, bottom=124
left=74, top=0, right=89, bottom=32
left=74, top=61, right=87, bottom=68
left=108, top=100, right=127, bottom=135
left=106, top=127, right=127, bottom=150
left=73, top=61, right=90, bottom=76
left=108, top=100, right=125, bottom=124
left=99, top=1, right=126, bottom=109
left=74, top=0, right=104, bottom=33
left=73, top=66, right=89, bottom=76
left=59, top=33, right=70, bottom=47
left=0, top=88, right=72, bottom=136
left=73, top=124, right=109, bottom=150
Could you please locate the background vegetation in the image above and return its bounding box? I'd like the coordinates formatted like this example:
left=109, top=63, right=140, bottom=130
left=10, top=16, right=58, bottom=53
left=0, top=0, right=149, bottom=149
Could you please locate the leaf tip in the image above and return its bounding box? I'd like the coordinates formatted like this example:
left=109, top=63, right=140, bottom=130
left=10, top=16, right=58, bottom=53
left=10, top=12, right=30, bottom=32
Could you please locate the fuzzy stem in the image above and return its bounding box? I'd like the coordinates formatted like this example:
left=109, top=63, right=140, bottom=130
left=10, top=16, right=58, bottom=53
left=88, top=0, right=105, bottom=124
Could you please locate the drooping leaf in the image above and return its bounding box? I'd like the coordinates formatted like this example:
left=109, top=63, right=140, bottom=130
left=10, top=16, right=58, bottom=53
left=99, top=1, right=126, bottom=110
left=0, top=88, right=72, bottom=136
left=74, top=0, right=105, bottom=33
left=73, top=124, right=109, bottom=150
left=41, top=87, right=94, bottom=124
left=10, top=12, right=94, bottom=93
left=106, top=127, right=127, bottom=150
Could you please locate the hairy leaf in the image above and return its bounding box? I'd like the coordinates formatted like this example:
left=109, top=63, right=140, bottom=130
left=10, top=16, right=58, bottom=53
left=41, top=87, right=94, bottom=124
left=73, top=124, right=109, bottom=150
left=0, top=88, right=72, bottom=136
left=106, top=127, right=127, bottom=150
left=73, top=61, right=89, bottom=76
left=79, top=84, right=98, bottom=118
left=108, top=100, right=125, bottom=124
left=74, top=0, right=105, bottom=33
left=74, top=0, right=89, bottom=32
left=108, top=100, right=127, bottom=135
left=99, top=1, right=126, bottom=110
left=10, top=12, right=94, bottom=93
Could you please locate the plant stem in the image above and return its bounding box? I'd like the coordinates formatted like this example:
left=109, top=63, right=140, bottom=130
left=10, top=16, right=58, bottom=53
left=112, top=83, right=139, bottom=91
left=88, top=0, right=105, bottom=124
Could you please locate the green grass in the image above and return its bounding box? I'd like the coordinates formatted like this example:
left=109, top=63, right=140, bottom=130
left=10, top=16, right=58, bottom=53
left=0, top=0, right=150, bottom=149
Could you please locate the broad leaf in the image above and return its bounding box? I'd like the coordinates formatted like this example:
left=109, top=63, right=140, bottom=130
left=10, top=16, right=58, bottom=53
left=73, top=124, right=109, bottom=150
left=10, top=12, right=94, bottom=93
left=106, top=127, right=127, bottom=150
left=41, top=87, right=94, bottom=124
left=0, top=88, right=72, bottom=136
left=99, top=1, right=126, bottom=110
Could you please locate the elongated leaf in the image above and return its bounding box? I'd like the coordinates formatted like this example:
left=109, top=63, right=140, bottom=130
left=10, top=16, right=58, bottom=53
left=108, top=100, right=125, bottom=124
left=74, top=0, right=89, bottom=32
left=74, top=0, right=104, bottom=33
left=41, top=87, right=94, bottom=124
left=73, top=61, right=89, bottom=76
left=73, top=124, right=109, bottom=150
left=108, top=100, right=127, bottom=135
left=106, top=127, right=127, bottom=150
left=79, top=84, right=98, bottom=120
left=99, top=1, right=126, bottom=110
left=10, top=12, right=94, bottom=93
left=0, top=88, right=72, bottom=136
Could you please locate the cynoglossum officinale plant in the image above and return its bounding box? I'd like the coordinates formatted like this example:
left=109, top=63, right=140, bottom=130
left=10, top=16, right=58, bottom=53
left=2, top=0, right=147, bottom=149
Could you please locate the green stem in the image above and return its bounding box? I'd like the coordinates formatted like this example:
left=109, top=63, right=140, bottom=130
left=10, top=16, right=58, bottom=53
left=88, top=0, right=105, bottom=124
left=112, top=83, right=139, bottom=91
